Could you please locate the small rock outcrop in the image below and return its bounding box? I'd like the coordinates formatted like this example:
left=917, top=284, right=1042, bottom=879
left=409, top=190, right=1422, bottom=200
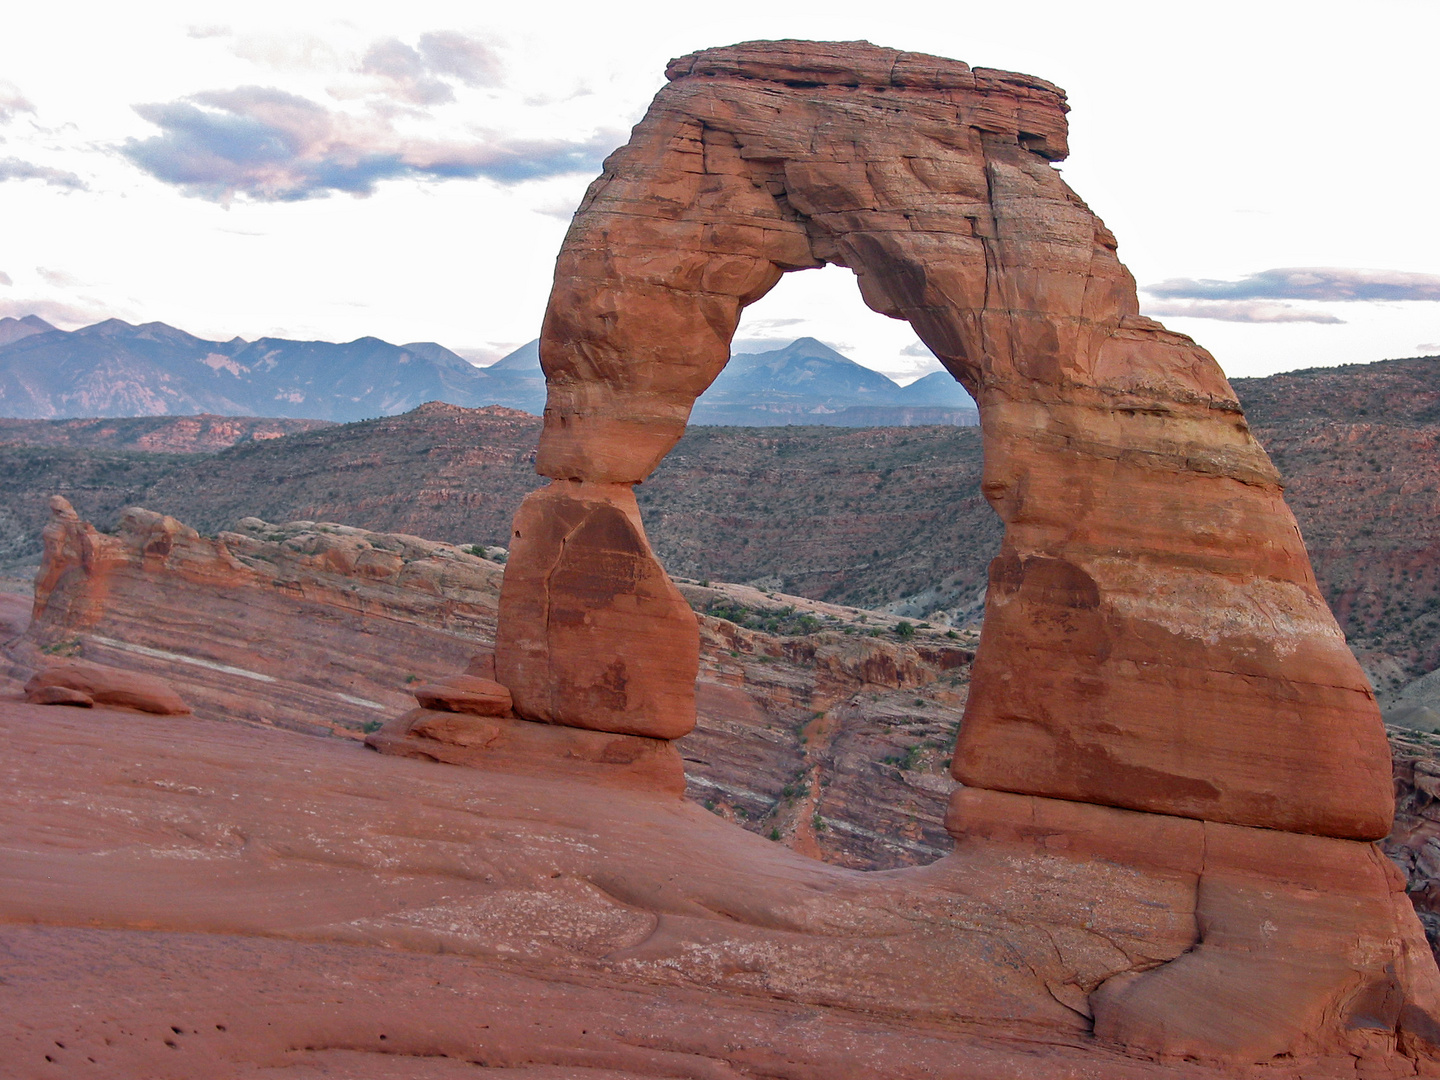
left=410, top=674, right=513, bottom=716
left=25, top=658, right=189, bottom=714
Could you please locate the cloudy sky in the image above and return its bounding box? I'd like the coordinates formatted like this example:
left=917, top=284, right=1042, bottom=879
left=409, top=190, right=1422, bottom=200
left=1, top=0, right=1437, bottom=381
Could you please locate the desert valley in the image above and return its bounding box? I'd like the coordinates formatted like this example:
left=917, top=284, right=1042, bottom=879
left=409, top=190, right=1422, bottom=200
left=5, top=31, right=1440, bottom=1080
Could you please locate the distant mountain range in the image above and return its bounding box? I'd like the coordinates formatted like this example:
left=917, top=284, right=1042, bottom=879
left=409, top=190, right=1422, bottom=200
left=0, top=316, right=975, bottom=426
left=692, top=337, right=974, bottom=425
left=0, top=315, right=540, bottom=423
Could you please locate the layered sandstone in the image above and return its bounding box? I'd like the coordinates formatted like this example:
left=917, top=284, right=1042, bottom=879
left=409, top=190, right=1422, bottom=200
left=9, top=495, right=1440, bottom=1067
left=20, top=496, right=505, bottom=735
left=1386, top=729, right=1440, bottom=957
left=6, top=38, right=1429, bottom=1069
left=476, top=38, right=1423, bottom=1065
left=12, top=500, right=973, bottom=868
left=494, top=38, right=1391, bottom=845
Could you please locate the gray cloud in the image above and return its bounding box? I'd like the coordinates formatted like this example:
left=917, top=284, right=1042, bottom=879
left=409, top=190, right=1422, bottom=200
left=901, top=340, right=938, bottom=357
left=360, top=32, right=502, bottom=105
left=186, top=24, right=231, bottom=40
left=0, top=81, right=35, bottom=124
left=0, top=271, right=10, bottom=287
left=1420, top=343, right=1440, bottom=354
left=1144, top=300, right=1345, bottom=325
left=417, top=32, right=503, bottom=87
left=121, top=85, right=613, bottom=202
left=0, top=157, right=86, bottom=190
left=360, top=39, right=454, bottom=105
left=1145, top=267, right=1440, bottom=303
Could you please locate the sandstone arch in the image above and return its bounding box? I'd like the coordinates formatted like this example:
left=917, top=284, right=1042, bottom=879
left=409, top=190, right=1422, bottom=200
left=494, top=39, right=1391, bottom=841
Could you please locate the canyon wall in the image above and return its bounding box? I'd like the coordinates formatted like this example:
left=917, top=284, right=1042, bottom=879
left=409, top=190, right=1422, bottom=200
left=15, top=498, right=974, bottom=868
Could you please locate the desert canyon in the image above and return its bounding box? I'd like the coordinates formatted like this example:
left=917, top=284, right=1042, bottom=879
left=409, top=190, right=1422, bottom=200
left=4, top=39, right=1440, bottom=1079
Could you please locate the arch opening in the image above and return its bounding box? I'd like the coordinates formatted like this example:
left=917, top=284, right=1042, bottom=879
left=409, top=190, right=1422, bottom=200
left=631, top=266, right=997, bottom=868
left=645, top=263, right=990, bottom=624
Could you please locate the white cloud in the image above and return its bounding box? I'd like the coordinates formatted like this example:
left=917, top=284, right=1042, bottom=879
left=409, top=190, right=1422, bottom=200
left=0, top=80, right=35, bottom=124
left=1145, top=267, right=1440, bottom=303
left=0, top=296, right=118, bottom=328
left=1144, top=299, right=1345, bottom=325
left=231, top=33, right=344, bottom=74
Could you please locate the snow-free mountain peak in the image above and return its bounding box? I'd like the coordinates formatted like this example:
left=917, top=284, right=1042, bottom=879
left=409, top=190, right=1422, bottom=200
left=0, top=318, right=974, bottom=426
left=0, top=315, right=56, bottom=348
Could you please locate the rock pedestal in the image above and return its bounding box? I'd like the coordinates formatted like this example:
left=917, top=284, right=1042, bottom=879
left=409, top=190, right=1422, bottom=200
left=495, top=481, right=698, bottom=738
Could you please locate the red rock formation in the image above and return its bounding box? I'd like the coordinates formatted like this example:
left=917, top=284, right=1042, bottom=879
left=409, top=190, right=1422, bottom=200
left=410, top=673, right=513, bottom=716
left=495, top=38, right=1390, bottom=844
left=25, top=659, right=188, bottom=714
left=496, top=481, right=699, bottom=738
left=22, top=498, right=506, bottom=736
left=2, top=702, right=1435, bottom=1078
left=9, top=501, right=1440, bottom=1068
left=950, top=787, right=1440, bottom=1062
left=480, top=38, right=1425, bottom=1065
left=14, top=500, right=971, bottom=867
left=27, top=683, right=95, bottom=706
left=368, top=707, right=687, bottom=795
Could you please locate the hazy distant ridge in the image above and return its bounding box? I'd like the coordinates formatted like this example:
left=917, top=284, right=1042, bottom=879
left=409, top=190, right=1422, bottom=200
left=0, top=316, right=543, bottom=422
left=0, top=317, right=974, bottom=426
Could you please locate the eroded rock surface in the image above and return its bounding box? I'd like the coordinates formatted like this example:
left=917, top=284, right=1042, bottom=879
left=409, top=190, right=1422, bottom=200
left=25, top=658, right=188, bottom=714
left=495, top=38, right=1391, bottom=843
left=2, top=703, right=1435, bottom=1080
left=7, top=39, right=1432, bottom=1070
left=410, top=673, right=513, bottom=716
left=9, top=500, right=973, bottom=868
left=10, top=496, right=1440, bottom=1068
left=496, top=481, right=699, bottom=738
left=477, top=37, right=1424, bottom=1065
left=18, top=496, right=505, bottom=735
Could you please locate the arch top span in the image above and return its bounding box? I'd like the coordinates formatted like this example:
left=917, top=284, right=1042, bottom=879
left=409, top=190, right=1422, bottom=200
left=497, top=39, right=1393, bottom=843
left=539, top=38, right=1095, bottom=484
